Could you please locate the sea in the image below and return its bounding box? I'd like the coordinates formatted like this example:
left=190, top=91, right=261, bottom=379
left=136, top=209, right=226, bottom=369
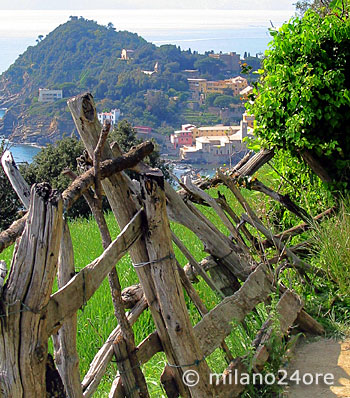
left=0, top=139, right=41, bottom=164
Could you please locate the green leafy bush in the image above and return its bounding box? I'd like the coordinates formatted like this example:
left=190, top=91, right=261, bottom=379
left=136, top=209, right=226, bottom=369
left=20, top=137, right=89, bottom=218
left=247, top=11, right=350, bottom=188
left=109, top=120, right=173, bottom=181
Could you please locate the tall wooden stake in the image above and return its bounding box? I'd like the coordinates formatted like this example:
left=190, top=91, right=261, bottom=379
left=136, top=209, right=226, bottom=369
left=0, top=184, right=64, bottom=397
left=68, top=93, right=189, bottom=396
left=140, top=172, right=215, bottom=398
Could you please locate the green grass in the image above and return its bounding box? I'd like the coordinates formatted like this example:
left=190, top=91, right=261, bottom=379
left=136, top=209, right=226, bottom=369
left=1, top=174, right=348, bottom=397
left=311, top=199, right=350, bottom=295
left=66, top=205, right=271, bottom=397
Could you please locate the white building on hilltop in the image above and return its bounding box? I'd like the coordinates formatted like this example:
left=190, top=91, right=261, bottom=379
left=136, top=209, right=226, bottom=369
left=38, top=89, right=63, bottom=102
left=97, top=109, right=121, bottom=126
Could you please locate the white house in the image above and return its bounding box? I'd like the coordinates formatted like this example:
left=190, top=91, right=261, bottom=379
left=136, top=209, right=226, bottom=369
left=38, top=89, right=63, bottom=102
left=97, top=109, right=121, bottom=126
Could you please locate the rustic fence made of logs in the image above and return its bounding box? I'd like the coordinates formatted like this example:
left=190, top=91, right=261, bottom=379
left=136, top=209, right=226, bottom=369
left=0, top=92, right=328, bottom=398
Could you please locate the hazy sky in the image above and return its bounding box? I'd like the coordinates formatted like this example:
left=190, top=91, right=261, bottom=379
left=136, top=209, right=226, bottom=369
left=1, top=0, right=295, bottom=10
left=0, top=0, right=296, bottom=73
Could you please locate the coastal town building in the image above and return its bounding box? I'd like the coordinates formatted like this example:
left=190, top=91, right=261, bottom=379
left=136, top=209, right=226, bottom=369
left=187, top=76, right=248, bottom=98
left=192, top=124, right=240, bottom=139
left=38, top=89, right=63, bottom=102
left=121, top=49, right=134, bottom=60
left=170, top=124, right=196, bottom=149
left=142, top=62, right=159, bottom=76
left=97, top=109, right=121, bottom=126
left=240, top=85, right=253, bottom=100
left=180, top=120, right=251, bottom=163
left=208, top=52, right=241, bottom=73
left=133, top=125, right=171, bottom=151
left=243, top=112, right=255, bottom=128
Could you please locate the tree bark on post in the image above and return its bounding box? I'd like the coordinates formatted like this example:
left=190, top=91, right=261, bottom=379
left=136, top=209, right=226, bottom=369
left=0, top=183, right=64, bottom=397
left=53, top=222, right=83, bottom=398
left=140, top=172, right=215, bottom=397
left=1, top=148, right=82, bottom=397
left=67, top=93, right=189, bottom=396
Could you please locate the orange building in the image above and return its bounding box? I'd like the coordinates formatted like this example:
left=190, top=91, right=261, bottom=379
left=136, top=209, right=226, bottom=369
left=187, top=76, right=248, bottom=97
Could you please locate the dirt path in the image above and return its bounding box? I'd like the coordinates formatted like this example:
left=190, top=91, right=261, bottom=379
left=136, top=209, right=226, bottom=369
left=284, top=338, right=350, bottom=397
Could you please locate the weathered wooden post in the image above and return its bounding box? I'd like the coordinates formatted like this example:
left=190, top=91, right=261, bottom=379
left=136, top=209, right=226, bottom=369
left=67, top=93, right=192, bottom=396
left=140, top=172, right=215, bottom=397
left=53, top=222, right=83, bottom=398
left=1, top=149, right=83, bottom=397
left=0, top=183, right=64, bottom=397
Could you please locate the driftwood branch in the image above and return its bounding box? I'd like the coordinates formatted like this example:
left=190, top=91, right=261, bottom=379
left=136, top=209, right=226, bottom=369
left=245, top=178, right=312, bottom=223
left=172, top=231, right=225, bottom=298
left=214, top=289, right=302, bottom=398
left=240, top=213, right=322, bottom=277
left=141, top=173, right=214, bottom=397
left=166, top=179, right=251, bottom=281
left=68, top=92, right=190, bottom=396
left=216, top=194, right=257, bottom=247
left=0, top=213, right=27, bottom=253
left=183, top=176, right=247, bottom=248
left=53, top=222, right=83, bottom=398
left=175, top=260, right=234, bottom=364
left=110, top=332, right=163, bottom=398
left=90, top=122, right=149, bottom=398
left=177, top=148, right=274, bottom=200
left=1, top=184, right=64, bottom=397
left=2, top=149, right=82, bottom=396
left=62, top=141, right=154, bottom=210
left=121, top=284, right=145, bottom=309
left=82, top=298, right=148, bottom=398
left=1, top=150, right=31, bottom=208
left=193, top=265, right=272, bottom=357
left=300, top=149, right=333, bottom=183
left=252, top=290, right=303, bottom=370
left=260, top=207, right=336, bottom=249
left=0, top=142, right=153, bottom=255
left=0, top=260, right=7, bottom=294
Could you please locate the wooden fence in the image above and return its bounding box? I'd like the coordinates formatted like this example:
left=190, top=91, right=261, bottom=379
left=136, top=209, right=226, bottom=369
left=0, top=92, right=326, bottom=398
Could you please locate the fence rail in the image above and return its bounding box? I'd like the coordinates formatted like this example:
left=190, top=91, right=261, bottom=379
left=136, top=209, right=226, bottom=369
left=0, top=92, right=326, bottom=398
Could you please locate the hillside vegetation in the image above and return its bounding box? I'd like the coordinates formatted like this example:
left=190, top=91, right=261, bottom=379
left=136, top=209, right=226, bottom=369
left=0, top=17, right=260, bottom=144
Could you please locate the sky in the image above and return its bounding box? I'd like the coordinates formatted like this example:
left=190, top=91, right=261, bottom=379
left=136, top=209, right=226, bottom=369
left=0, top=0, right=297, bottom=73
left=0, top=0, right=296, bottom=39
left=1, top=0, right=296, bottom=10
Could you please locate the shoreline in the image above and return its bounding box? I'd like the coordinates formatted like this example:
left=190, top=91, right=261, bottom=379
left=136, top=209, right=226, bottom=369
left=0, top=138, right=44, bottom=149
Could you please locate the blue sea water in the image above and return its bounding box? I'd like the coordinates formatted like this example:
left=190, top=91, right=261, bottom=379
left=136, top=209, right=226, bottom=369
left=1, top=140, right=41, bottom=164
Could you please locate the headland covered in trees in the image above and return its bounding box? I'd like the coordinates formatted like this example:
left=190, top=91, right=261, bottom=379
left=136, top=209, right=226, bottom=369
left=0, top=16, right=261, bottom=147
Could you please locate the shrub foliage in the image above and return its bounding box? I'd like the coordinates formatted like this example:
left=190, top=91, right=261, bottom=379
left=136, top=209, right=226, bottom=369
left=247, top=11, right=350, bottom=188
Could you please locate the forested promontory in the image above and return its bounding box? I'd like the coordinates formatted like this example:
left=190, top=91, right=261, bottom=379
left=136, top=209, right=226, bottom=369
left=0, top=16, right=260, bottom=144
